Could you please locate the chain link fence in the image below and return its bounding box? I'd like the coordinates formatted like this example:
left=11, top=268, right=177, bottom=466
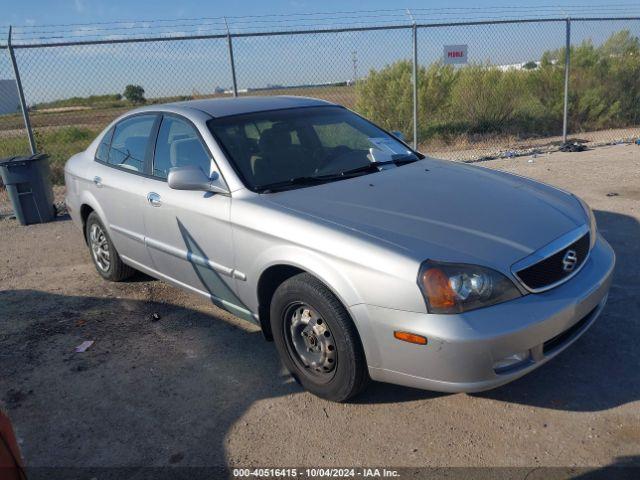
left=233, top=28, right=412, bottom=108
left=568, top=19, right=640, bottom=146
left=0, top=17, right=639, bottom=206
left=415, top=20, right=570, bottom=160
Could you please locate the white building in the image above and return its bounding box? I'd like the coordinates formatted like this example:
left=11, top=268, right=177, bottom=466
left=0, top=79, right=20, bottom=115
left=496, top=61, right=543, bottom=71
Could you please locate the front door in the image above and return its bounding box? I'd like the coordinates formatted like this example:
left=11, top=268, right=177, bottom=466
left=142, top=114, right=253, bottom=322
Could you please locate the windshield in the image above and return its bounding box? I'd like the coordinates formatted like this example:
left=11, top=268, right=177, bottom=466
left=207, top=106, right=419, bottom=192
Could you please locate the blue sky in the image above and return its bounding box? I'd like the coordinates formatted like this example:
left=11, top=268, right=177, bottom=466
left=2, top=0, right=638, bottom=29
left=0, top=1, right=638, bottom=103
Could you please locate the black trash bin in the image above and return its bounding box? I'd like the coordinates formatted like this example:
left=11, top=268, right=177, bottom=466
left=0, top=153, right=55, bottom=225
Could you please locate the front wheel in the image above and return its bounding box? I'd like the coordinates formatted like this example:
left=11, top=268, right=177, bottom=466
left=270, top=273, right=369, bottom=402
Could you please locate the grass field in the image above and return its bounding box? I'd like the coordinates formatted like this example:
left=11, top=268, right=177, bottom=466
left=0, top=126, right=102, bottom=184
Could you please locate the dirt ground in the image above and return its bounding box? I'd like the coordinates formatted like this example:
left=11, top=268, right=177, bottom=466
left=0, top=144, right=639, bottom=476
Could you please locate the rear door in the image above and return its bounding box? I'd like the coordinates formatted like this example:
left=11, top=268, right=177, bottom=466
left=142, top=114, right=253, bottom=322
left=91, top=113, right=158, bottom=268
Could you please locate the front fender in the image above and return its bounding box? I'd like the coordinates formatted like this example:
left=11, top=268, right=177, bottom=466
left=254, top=245, right=362, bottom=308
left=246, top=244, right=383, bottom=367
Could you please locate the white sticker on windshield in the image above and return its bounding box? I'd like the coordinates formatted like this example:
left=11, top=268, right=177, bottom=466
left=368, top=137, right=410, bottom=155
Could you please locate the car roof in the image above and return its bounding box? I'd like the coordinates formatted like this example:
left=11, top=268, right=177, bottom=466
left=159, top=95, right=336, bottom=118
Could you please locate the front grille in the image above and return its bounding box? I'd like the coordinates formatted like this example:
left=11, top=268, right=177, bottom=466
left=516, top=233, right=590, bottom=291
left=543, top=305, right=597, bottom=355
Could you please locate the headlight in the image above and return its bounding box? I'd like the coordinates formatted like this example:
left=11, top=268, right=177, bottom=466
left=575, top=196, right=597, bottom=249
left=418, top=261, right=522, bottom=314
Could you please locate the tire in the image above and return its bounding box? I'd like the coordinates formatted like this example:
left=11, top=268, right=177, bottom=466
left=85, top=211, right=135, bottom=282
left=270, top=273, right=369, bottom=402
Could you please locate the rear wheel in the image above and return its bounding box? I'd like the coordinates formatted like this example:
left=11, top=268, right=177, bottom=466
left=85, top=212, right=135, bottom=282
left=270, top=273, right=369, bottom=402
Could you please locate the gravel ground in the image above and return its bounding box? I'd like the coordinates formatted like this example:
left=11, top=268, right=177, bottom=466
left=0, top=144, right=639, bottom=477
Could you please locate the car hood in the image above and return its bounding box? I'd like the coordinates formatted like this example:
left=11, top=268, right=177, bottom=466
left=263, top=158, right=586, bottom=272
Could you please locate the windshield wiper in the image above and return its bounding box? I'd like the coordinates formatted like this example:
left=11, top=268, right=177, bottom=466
left=391, top=153, right=420, bottom=165
left=255, top=155, right=420, bottom=193
left=255, top=175, right=335, bottom=193
left=338, top=155, right=419, bottom=176
left=333, top=160, right=394, bottom=176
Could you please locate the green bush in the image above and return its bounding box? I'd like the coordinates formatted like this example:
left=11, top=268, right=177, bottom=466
left=450, top=66, right=531, bottom=133
left=355, top=29, right=640, bottom=144
left=355, top=60, right=415, bottom=136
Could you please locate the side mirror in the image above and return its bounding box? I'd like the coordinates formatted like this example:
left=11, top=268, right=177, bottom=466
left=167, top=165, right=229, bottom=195
left=391, top=130, right=405, bottom=142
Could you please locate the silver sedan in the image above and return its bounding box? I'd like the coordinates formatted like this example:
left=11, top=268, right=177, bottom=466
left=65, top=96, right=615, bottom=402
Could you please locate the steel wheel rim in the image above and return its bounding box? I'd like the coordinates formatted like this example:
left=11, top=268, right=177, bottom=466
left=89, top=223, right=110, bottom=272
left=284, top=302, right=337, bottom=382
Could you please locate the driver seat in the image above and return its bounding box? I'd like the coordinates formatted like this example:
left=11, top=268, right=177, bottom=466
left=252, top=123, right=307, bottom=185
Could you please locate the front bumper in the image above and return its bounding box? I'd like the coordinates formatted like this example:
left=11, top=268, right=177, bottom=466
left=351, top=234, right=615, bottom=393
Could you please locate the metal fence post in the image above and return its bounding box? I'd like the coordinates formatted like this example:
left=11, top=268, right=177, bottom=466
left=406, top=10, right=418, bottom=149
left=562, top=18, right=571, bottom=144
left=412, top=24, right=418, bottom=150
left=7, top=26, right=36, bottom=154
left=225, top=19, right=239, bottom=97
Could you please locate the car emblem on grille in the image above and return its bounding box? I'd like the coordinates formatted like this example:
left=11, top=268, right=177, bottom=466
left=562, top=249, right=578, bottom=272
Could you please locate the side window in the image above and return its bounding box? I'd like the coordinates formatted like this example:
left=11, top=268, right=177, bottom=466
left=95, top=126, right=114, bottom=162
left=153, top=116, right=211, bottom=179
left=107, top=115, right=156, bottom=172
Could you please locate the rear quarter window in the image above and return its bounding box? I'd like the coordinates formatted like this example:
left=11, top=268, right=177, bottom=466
left=95, top=127, right=114, bottom=162
left=106, top=115, right=156, bottom=172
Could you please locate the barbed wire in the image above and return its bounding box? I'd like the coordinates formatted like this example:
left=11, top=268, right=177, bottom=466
left=4, top=5, right=640, bottom=30
left=8, top=7, right=639, bottom=37
left=0, top=5, right=639, bottom=44
left=3, top=3, right=640, bottom=29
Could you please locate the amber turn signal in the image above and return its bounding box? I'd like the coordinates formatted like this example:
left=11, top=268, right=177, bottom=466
left=394, top=331, right=428, bottom=345
left=421, top=267, right=456, bottom=310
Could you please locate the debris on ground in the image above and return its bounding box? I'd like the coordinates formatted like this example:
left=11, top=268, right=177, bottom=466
left=606, top=192, right=620, bottom=197
left=559, top=142, right=588, bottom=152
left=74, top=340, right=94, bottom=353
left=54, top=201, right=68, bottom=217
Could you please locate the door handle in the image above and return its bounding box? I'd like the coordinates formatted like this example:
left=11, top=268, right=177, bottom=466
left=147, top=192, right=162, bottom=207
left=93, top=176, right=103, bottom=188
